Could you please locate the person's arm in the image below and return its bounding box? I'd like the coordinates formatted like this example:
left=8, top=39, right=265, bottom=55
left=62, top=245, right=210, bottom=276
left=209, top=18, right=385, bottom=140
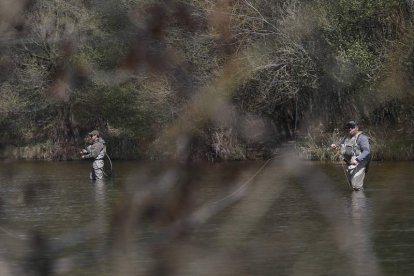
left=83, top=143, right=104, bottom=159
left=331, top=136, right=345, bottom=149
left=356, top=135, right=370, bottom=162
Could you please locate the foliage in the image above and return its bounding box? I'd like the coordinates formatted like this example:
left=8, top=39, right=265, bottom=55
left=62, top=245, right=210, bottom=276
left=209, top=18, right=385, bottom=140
left=0, top=0, right=413, bottom=160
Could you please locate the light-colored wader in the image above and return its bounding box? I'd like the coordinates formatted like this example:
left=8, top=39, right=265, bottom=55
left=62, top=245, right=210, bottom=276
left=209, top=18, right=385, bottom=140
left=89, top=147, right=106, bottom=180
left=346, top=164, right=365, bottom=190
left=90, top=159, right=104, bottom=180
left=341, top=132, right=366, bottom=191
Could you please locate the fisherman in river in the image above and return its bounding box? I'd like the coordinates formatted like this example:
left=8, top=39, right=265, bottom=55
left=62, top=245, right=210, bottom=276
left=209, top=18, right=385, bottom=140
left=330, top=121, right=371, bottom=191
left=81, top=130, right=106, bottom=180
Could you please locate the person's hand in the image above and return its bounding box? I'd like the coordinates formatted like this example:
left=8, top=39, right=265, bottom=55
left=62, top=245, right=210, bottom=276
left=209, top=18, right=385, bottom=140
left=330, top=143, right=337, bottom=149
left=81, top=155, right=85, bottom=159
left=350, top=156, right=358, bottom=165
left=81, top=149, right=88, bottom=154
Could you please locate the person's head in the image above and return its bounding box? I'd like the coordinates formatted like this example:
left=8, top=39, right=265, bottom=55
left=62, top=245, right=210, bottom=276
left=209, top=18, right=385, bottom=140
left=88, top=130, right=100, bottom=141
left=345, top=121, right=359, bottom=136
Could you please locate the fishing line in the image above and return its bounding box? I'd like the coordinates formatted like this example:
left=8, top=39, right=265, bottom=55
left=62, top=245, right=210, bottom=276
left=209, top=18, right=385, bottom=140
left=340, top=161, right=353, bottom=190
left=331, top=146, right=353, bottom=191
left=209, top=156, right=275, bottom=206
left=0, top=225, right=27, bottom=240
left=103, top=152, right=113, bottom=177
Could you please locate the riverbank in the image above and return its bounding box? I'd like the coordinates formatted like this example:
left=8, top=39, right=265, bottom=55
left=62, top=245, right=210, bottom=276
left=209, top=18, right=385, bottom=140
left=1, top=129, right=412, bottom=161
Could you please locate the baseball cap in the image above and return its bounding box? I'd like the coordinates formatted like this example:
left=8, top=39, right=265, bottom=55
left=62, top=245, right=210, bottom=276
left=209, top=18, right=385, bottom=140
left=88, top=130, right=100, bottom=136
left=345, top=121, right=358, bottom=129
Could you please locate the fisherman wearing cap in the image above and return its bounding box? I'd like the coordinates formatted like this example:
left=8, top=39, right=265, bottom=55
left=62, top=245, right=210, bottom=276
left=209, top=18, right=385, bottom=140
left=331, top=121, right=371, bottom=191
left=81, top=130, right=106, bottom=180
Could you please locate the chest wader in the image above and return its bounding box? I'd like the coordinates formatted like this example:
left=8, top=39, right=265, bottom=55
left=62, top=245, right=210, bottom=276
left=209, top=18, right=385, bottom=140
left=90, top=148, right=106, bottom=180
left=341, top=132, right=362, bottom=165
left=340, top=132, right=367, bottom=191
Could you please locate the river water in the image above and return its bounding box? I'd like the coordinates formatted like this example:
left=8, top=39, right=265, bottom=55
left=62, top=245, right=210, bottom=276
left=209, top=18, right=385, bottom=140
left=0, top=159, right=413, bottom=275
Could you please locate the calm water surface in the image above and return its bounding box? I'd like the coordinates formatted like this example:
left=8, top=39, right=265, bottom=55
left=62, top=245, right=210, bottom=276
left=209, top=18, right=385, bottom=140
left=0, top=160, right=413, bottom=275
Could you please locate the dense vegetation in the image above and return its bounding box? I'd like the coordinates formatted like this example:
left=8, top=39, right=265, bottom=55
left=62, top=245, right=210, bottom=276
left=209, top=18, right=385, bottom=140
left=0, top=0, right=413, bottom=160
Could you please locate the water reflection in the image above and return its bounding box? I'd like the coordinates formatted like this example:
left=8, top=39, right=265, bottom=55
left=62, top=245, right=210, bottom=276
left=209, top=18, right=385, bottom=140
left=349, top=191, right=381, bottom=276
left=94, top=179, right=107, bottom=210
left=93, top=179, right=108, bottom=245
left=0, top=160, right=413, bottom=275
